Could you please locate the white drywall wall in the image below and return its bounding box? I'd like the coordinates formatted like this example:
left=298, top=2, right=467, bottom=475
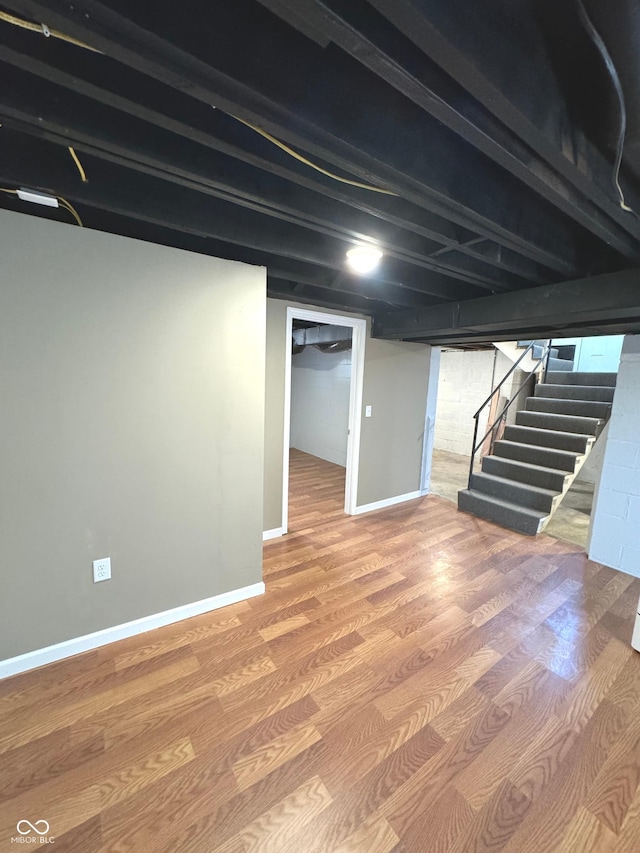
left=589, top=335, right=640, bottom=577
left=551, top=335, right=624, bottom=372
left=290, top=344, right=351, bottom=466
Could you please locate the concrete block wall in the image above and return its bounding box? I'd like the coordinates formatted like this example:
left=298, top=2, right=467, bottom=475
left=589, top=335, right=640, bottom=578
left=434, top=349, right=517, bottom=457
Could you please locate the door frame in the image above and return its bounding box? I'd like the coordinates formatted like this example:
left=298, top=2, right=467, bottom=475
left=282, top=306, right=367, bottom=534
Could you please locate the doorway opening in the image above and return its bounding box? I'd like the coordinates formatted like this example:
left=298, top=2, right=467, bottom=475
left=282, top=308, right=366, bottom=534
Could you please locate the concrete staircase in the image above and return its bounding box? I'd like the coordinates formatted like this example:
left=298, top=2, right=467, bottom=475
left=457, top=371, right=617, bottom=535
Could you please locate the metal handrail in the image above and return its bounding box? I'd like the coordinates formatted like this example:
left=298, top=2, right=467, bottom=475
left=467, top=340, right=552, bottom=487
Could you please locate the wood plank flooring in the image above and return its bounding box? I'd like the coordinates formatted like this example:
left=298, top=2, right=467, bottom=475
left=1, top=449, right=640, bottom=851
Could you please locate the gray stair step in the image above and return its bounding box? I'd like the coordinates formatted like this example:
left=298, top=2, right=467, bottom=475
left=534, top=383, right=615, bottom=403
left=458, top=489, right=547, bottom=535
left=532, top=345, right=558, bottom=360
left=526, top=397, right=612, bottom=419
left=544, top=371, right=617, bottom=387
left=516, top=410, right=603, bottom=436
left=482, top=455, right=570, bottom=491
left=547, top=357, right=574, bottom=371
left=504, top=424, right=594, bottom=453
left=470, top=472, right=559, bottom=513
left=493, top=439, right=581, bottom=472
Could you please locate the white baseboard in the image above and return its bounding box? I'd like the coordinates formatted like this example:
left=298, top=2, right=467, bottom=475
left=354, top=490, right=423, bottom=515
left=0, top=581, right=265, bottom=681
left=263, top=527, right=284, bottom=541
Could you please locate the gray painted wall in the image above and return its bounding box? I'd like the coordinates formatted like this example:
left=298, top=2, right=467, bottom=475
left=357, top=338, right=431, bottom=505
left=264, top=299, right=433, bottom=529
left=0, top=210, right=266, bottom=660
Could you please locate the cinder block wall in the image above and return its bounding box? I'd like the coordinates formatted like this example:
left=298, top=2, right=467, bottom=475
left=589, top=335, right=640, bottom=577
left=434, top=348, right=523, bottom=457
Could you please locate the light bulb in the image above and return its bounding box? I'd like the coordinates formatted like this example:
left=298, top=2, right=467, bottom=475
left=346, top=245, right=383, bottom=274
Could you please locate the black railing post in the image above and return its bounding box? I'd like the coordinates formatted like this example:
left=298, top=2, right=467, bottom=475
left=468, top=415, right=479, bottom=488
left=543, top=338, right=552, bottom=383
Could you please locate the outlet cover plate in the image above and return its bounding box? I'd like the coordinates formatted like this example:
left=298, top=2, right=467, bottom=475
left=93, top=557, right=111, bottom=583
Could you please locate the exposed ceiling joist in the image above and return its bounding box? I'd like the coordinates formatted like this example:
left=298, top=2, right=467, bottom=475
left=257, top=0, right=640, bottom=259
left=372, top=268, right=640, bottom=344
left=368, top=0, right=640, bottom=232
left=0, top=71, right=525, bottom=295
left=1, top=0, right=640, bottom=335
left=1, top=0, right=610, bottom=276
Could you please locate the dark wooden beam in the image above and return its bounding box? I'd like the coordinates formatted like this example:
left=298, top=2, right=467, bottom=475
left=0, top=35, right=561, bottom=287
left=0, top=125, right=488, bottom=303
left=256, top=0, right=640, bottom=259
left=1, top=0, right=605, bottom=276
left=372, top=268, right=640, bottom=342
left=0, top=63, right=530, bottom=295
left=368, top=0, right=640, bottom=238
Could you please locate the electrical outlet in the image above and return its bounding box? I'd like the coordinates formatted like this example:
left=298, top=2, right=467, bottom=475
left=93, top=557, right=111, bottom=583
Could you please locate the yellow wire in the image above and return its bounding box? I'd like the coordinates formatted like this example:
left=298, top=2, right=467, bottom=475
left=58, top=196, right=84, bottom=226
left=231, top=115, right=398, bottom=196
left=1, top=186, right=83, bottom=226
left=68, top=146, right=88, bottom=182
left=0, top=10, right=101, bottom=53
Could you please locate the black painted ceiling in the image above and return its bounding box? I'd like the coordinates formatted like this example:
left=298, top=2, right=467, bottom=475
left=1, top=0, right=640, bottom=343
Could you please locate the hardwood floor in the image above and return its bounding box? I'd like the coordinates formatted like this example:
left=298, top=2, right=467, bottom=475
left=2, top=450, right=640, bottom=851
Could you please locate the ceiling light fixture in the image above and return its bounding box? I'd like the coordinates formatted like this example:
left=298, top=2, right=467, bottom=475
left=346, top=245, right=383, bottom=275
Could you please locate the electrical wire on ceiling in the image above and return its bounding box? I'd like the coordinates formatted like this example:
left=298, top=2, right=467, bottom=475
left=577, top=0, right=633, bottom=213
left=227, top=112, right=399, bottom=196
left=0, top=187, right=84, bottom=226
left=2, top=9, right=393, bottom=197
left=57, top=196, right=83, bottom=226
left=0, top=10, right=101, bottom=52
left=68, top=146, right=88, bottom=182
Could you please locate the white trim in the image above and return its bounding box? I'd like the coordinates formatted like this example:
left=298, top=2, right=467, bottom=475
left=0, top=582, right=265, bottom=681
left=283, top=307, right=366, bottom=531
left=420, top=346, right=441, bottom=494
left=263, top=527, right=284, bottom=541
left=354, top=490, right=423, bottom=515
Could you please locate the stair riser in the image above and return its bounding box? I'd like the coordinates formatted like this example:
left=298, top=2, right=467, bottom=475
left=504, top=425, right=592, bottom=453
left=544, top=371, right=617, bottom=387
left=482, top=456, right=569, bottom=491
left=493, top=442, right=580, bottom=472
left=526, top=397, right=611, bottom=419
left=458, top=490, right=545, bottom=536
left=516, top=410, right=602, bottom=436
left=534, top=384, right=615, bottom=402
left=547, top=357, right=574, bottom=371
left=470, top=473, right=556, bottom=512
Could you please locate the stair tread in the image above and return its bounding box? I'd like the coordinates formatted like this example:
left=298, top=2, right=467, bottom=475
left=459, top=489, right=547, bottom=520
left=495, top=439, right=581, bottom=458
left=472, top=471, right=559, bottom=498
left=517, top=411, right=602, bottom=429
left=538, top=384, right=614, bottom=393
left=545, top=371, right=617, bottom=386
left=506, top=425, right=594, bottom=443
left=484, top=456, right=572, bottom=477
left=534, top=387, right=615, bottom=403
